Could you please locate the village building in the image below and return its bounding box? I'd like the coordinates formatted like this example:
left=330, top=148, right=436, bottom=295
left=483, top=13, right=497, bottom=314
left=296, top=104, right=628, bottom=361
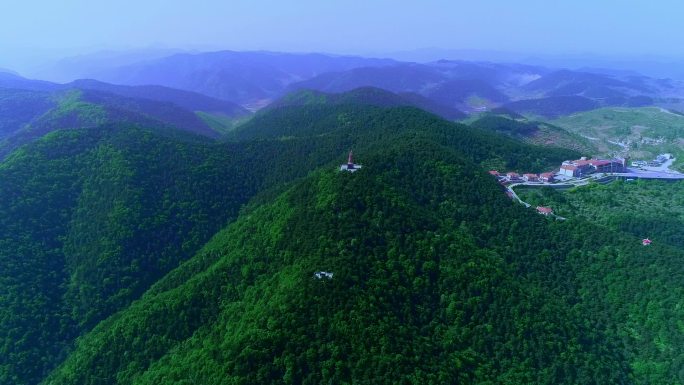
left=536, top=206, right=553, bottom=216
left=506, top=172, right=520, bottom=181
left=522, top=173, right=538, bottom=182
left=489, top=170, right=500, bottom=177
left=340, top=150, right=362, bottom=172
left=559, top=157, right=626, bottom=177
left=539, top=172, right=555, bottom=182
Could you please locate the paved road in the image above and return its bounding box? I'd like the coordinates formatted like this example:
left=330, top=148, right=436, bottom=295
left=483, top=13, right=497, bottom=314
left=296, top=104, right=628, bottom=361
left=506, top=184, right=567, bottom=221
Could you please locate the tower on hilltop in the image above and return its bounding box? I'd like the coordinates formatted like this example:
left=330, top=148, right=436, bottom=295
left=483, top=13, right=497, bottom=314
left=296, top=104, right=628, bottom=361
left=340, top=150, right=362, bottom=172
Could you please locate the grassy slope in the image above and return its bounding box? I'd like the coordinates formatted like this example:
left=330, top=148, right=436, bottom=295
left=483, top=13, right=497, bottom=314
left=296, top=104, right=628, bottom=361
left=549, top=107, right=684, bottom=169
left=469, top=114, right=596, bottom=154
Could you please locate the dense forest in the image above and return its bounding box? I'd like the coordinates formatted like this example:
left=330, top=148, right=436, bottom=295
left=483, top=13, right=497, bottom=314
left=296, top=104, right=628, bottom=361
left=0, top=97, right=682, bottom=385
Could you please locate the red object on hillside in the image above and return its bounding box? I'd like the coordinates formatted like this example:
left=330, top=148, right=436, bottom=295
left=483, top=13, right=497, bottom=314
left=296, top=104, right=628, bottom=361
left=536, top=206, right=553, bottom=215
left=642, top=238, right=652, bottom=246
left=348, top=150, right=354, bottom=165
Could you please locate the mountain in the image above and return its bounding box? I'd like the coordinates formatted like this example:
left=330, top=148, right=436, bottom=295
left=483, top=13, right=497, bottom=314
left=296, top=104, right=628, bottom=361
left=91, top=51, right=397, bottom=106
left=3, top=56, right=684, bottom=385
left=0, top=71, right=60, bottom=92
left=287, top=63, right=444, bottom=94
left=230, top=103, right=578, bottom=172
left=523, top=69, right=652, bottom=98
left=267, top=87, right=466, bottom=120
left=422, top=78, right=509, bottom=107
left=0, top=102, right=577, bottom=385
left=286, top=63, right=512, bottom=112
left=0, top=74, right=259, bottom=157
left=0, top=87, right=227, bottom=158
left=42, top=140, right=633, bottom=385
left=70, top=51, right=684, bottom=116
left=426, top=59, right=548, bottom=86
left=67, top=79, right=250, bottom=117
left=0, top=88, right=56, bottom=138
left=30, top=48, right=186, bottom=83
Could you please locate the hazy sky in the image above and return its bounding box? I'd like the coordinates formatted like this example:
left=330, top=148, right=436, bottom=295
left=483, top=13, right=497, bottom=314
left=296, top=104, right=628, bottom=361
left=1, top=0, right=683, bottom=71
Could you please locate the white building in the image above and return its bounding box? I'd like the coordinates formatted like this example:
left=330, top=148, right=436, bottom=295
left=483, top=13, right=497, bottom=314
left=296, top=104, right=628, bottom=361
left=340, top=150, right=362, bottom=172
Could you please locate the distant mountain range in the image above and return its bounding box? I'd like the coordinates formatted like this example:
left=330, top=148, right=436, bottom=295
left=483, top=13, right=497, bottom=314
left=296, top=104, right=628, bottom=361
left=5, top=50, right=684, bottom=118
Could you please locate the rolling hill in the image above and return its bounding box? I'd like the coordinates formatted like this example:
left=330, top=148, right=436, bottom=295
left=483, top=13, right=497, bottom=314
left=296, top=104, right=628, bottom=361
left=522, top=69, right=652, bottom=98
left=469, top=114, right=596, bottom=153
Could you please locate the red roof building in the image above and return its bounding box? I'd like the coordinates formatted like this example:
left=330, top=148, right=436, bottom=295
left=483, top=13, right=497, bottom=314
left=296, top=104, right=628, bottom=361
left=539, top=172, right=555, bottom=182
left=522, top=173, right=538, bottom=182
left=489, top=170, right=500, bottom=176
left=536, top=206, right=553, bottom=215
left=506, top=172, right=520, bottom=180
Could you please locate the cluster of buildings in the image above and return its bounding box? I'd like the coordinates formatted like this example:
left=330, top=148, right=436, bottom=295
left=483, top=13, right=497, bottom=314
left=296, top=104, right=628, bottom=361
left=558, top=157, right=627, bottom=177
left=488, top=170, right=555, bottom=183
left=631, top=153, right=672, bottom=168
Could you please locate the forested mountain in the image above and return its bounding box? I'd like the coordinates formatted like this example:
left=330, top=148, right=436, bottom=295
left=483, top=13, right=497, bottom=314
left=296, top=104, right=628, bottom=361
left=67, top=79, right=250, bottom=117
left=0, top=89, right=219, bottom=157
left=1, top=71, right=683, bottom=385
left=0, top=102, right=580, bottom=385
left=231, top=103, right=577, bottom=172
left=0, top=82, right=251, bottom=157
left=267, top=87, right=466, bottom=120
left=43, top=140, right=634, bottom=385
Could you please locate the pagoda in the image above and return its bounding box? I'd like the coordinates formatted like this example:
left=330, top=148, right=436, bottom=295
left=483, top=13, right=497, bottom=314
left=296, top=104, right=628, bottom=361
left=340, top=150, right=362, bottom=172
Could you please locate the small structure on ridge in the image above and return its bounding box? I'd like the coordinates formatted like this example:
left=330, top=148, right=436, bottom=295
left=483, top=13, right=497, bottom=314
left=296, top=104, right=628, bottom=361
left=642, top=238, right=652, bottom=246
left=340, top=150, right=362, bottom=172
left=314, top=271, right=334, bottom=279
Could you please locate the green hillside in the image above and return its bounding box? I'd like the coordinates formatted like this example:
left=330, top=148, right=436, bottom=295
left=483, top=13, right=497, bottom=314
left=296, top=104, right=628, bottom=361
left=515, top=181, right=684, bottom=383
left=469, top=114, right=596, bottom=154
left=1, top=99, right=683, bottom=385
left=45, top=140, right=632, bottom=385
left=0, top=103, right=577, bottom=385
left=232, top=104, right=578, bottom=172
left=0, top=125, right=356, bottom=385
left=0, top=88, right=228, bottom=158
